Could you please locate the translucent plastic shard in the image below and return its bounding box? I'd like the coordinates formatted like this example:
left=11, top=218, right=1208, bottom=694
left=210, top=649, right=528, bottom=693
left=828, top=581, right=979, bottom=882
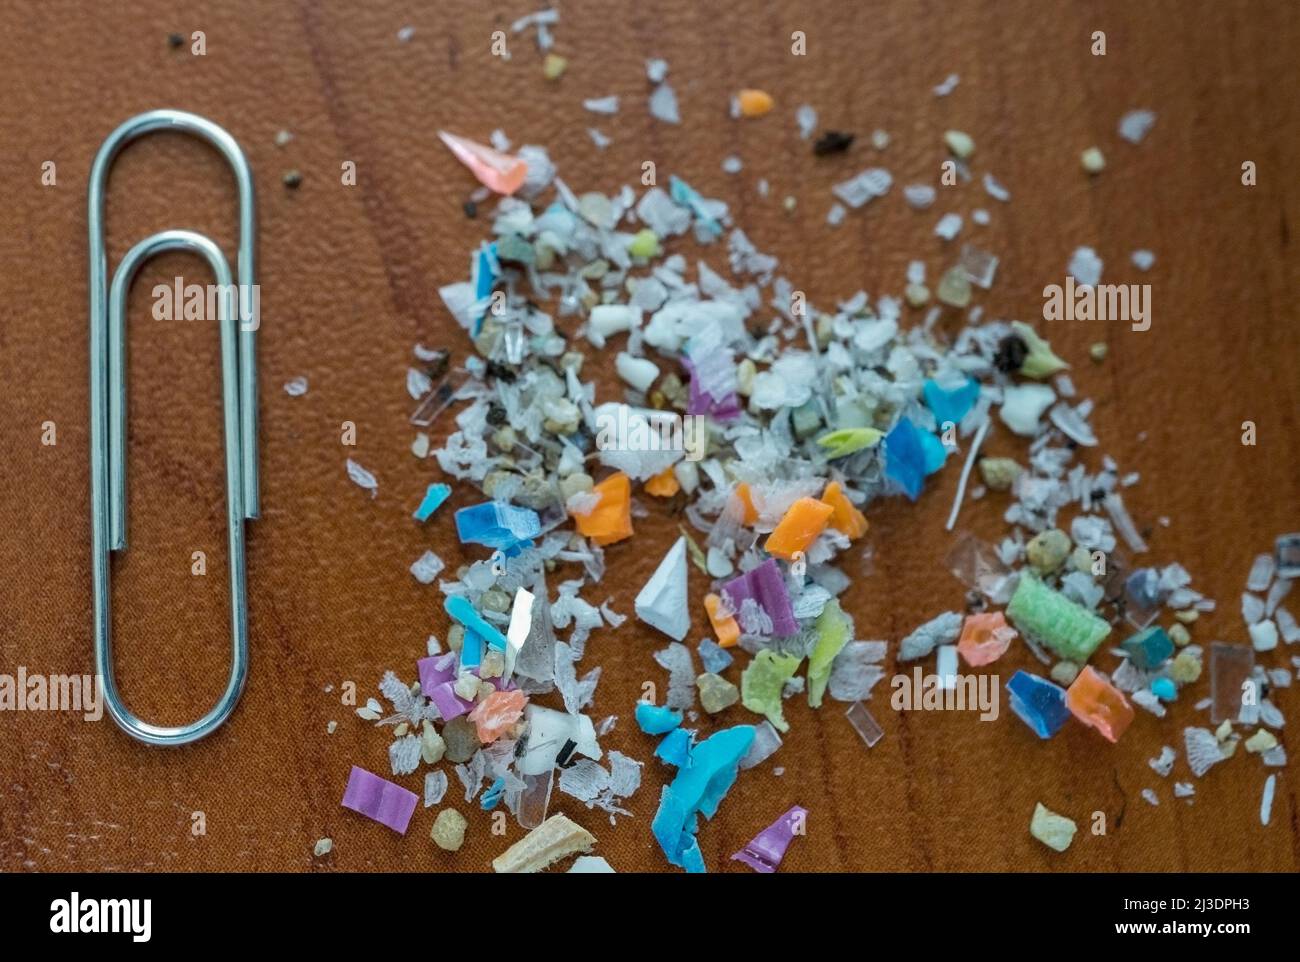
left=845, top=701, right=884, bottom=748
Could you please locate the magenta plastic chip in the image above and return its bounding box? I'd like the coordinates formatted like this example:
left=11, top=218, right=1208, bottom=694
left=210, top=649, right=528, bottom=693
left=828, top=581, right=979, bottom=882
left=341, top=766, right=419, bottom=834
left=418, top=652, right=458, bottom=695
left=721, top=558, right=798, bottom=637
left=732, top=805, right=807, bottom=873
left=429, top=680, right=474, bottom=720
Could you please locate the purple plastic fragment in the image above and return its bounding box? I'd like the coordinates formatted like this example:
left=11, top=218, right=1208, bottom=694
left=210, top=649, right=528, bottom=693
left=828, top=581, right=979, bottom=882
left=429, top=681, right=474, bottom=720
left=721, top=558, right=798, bottom=637
left=418, top=652, right=459, bottom=695
left=683, top=358, right=742, bottom=421
left=341, top=765, right=419, bottom=834
left=732, top=805, right=807, bottom=873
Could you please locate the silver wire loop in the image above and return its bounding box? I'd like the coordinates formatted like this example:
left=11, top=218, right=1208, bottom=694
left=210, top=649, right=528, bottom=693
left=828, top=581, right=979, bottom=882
left=89, top=111, right=258, bottom=746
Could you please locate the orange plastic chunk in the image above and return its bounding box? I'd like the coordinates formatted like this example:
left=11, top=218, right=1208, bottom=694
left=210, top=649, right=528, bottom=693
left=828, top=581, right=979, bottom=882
left=572, top=472, right=634, bottom=546
left=437, top=131, right=528, bottom=195
left=468, top=689, right=528, bottom=743
left=645, top=467, right=680, bottom=498
left=765, top=497, right=834, bottom=560
left=957, top=611, right=1017, bottom=667
left=736, top=89, right=775, bottom=118
left=733, top=482, right=759, bottom=525
left=705, top=593, right=741, bottom=648
left=1065, top=666, right=1135, bottom=743
left=820, top=481, right=869, bottom=539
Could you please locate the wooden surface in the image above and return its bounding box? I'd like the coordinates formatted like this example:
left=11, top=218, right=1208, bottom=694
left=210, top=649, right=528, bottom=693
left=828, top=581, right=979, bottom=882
left=1, top=0, right=1297, bottom=872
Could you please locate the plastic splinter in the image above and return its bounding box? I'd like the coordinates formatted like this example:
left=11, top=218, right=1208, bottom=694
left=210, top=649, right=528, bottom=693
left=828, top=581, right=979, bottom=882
left=438, top=131, right=528, bottom=195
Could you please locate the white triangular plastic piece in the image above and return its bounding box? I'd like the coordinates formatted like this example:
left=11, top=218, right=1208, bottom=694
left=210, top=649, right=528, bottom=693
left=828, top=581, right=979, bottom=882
left=635, top=536, right=690, bottom=640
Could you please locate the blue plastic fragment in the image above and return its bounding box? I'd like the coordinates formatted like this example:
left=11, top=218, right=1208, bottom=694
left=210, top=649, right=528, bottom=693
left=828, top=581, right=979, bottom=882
left=635, top=702, right=683, bottom=735
left=444, top=595, right=508, bottom=651
left=698, top=638, right=734, bottom=674
left=919, top=429, right=949, bottom=475
left=1121, top=626, right=1174, bottom=670
left=413, top=483, right=452, bottom=522
left=669, top=175, right=723, bottom=238
left=459, top=628, right=483, bottom=671
left=655, top=727, right=694, bottom=767
left=1151, top=677, right=1177, bottom=702
left=651, top=725, right=755, bottom=873
left=883, top=418, right=928, bottom=501
left=480, top=776, right=506, bottom=810
left=923, top=377, right=980, bottom=428
left=454, top=501, right=541, bottom=552
left=1006, top=670, right=1071, bottom=738
left=470, top=241, right=500, bottom=335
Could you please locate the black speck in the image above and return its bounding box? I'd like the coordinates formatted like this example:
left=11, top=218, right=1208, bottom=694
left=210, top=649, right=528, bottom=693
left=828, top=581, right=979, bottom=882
left=556, top=738, right=578, bottom=768
left=486, top=360, right=517, bottom=383
left=813, top=131, right=855, bottom=156
left=167, top=33, right=184, bottom=49
left=463, top=200, right=478, bottom=219
left=282, top=169, right=303, bottom=189
left=993, top=334, right=1028, bottom=373
left=485, top=404, right=507, bottom=427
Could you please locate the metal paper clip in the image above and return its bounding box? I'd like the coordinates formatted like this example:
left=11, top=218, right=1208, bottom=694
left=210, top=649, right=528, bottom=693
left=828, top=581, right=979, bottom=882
left=88, top=110, right=259, bottom=746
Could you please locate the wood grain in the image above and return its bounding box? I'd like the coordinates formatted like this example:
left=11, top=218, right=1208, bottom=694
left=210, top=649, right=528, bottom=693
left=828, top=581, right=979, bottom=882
left=0, top=0, right=1296, bottom=872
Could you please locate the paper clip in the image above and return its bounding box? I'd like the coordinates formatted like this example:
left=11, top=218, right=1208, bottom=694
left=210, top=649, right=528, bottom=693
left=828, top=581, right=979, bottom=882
left=88, top=110, right=259, bottom=746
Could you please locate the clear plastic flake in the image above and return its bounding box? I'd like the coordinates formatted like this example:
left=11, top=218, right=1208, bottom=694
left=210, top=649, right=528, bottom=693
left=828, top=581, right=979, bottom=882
left=935, top=212, right=963, bottom=240
left=345, top=458, right=378, bottom=497
left=945, top=532, right=1014, bottom=602
left=1148, top=745, right=1176, bottom=777
left=1118, top=109, right=1156, bottom=144
left=831, top=168, right=892, bottom=208
left=389, top=735, right=421, bottom=776
left=284, top=375, right=308, bottom=396
left=649, top=83, right=681, bottom=124
left=737, top=719, right=783, bottom=769
left=958, top=244, right=999, bottom=289
left=424, top=770, right=449, bottom=808
left=410, top=550, right=445, bottom=585
left=1210, top=642, right=1255, bottom=724
left=845, top=701, right=884, bottom=748
left=654, top=642, right=698, bottom=711
left=1183, top=726, right=1227, bottom=777
left=1067, top=246, right=1103, bottom=287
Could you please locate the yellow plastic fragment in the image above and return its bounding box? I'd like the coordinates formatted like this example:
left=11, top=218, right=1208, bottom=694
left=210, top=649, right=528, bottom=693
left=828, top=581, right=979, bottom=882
left=816, top=427, right=883, bottom=459
left=736, top=89, right=774, bottom=117
left=1011, top=321, right=1070, bottom=379
left=543, top=53, right=568, bottom=80
left=627, top=228, right=661, bottom=259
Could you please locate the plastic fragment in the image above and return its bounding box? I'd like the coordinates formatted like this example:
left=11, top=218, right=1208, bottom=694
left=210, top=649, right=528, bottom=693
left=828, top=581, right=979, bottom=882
left=502, top=587, right=534, bottom=685
left=492, top=813, right=596, bottom=873
left=923, top=377, right=980, bottom=427
left=655, top=727, right=694, bottom=767
left=572, top=472, right=634, bottom=545
left=704, top=593, right=741, bottom=648
left=827, top=641, right=887, bottom=702
left=1066, top=666, right=1135, bottom=742
left=634, top=536, right=690, bottom=640
left=444, top=595, right=508, bottom=651
left=721, top=559, right=798, bottom=637
left=765, top=497, right=834, bottom=560
left=413, top=482, right=451, bottom=521
left=958, top=611, right=1017, bottom=667
left=1122, top=626, right=1174, bottom=669
left=341, top=766, right=419, bottom=835
left=1261, top=775, right=1276, bottom=825
left=698, top=637, right=735, bottom=673
left=568, top=855, right=615, bottom=873
left=424, top=770, right=449, bottom=808
left=732, top=805, right=806, bottom=873
left=654, top=642, right=698, bottom=710
left=999, top=384, right=1056, bottom=436
left=1209, top=642, right=1255, bottom=724
left=651, top=725, right=754, bottom=872
left=899, top=610, right=962, bottom=661
left=410, top=550, right=445, bottom=584
left=645, top=466, right=680, bottom=497
left=430, top=808, right=468, bottom=851
left=807, top=600, right=852, bottom=708
left=741, top=650, right=802, bottom=732
left=1149, top=745, right=1176, bottom=777
left=1029, top=803, right=1077, bottom=852
left=697, top=672, right=740, bottom=714
left=845, top=701, right=884, bottom=747
left=635, top=702, right=682, bottom=735
left=883, top=418, right=930, bottom=500
left=346, top=458, right=379, bottom=497
left=1118, top=109, right=1156, bottom=144
left=1006, top=670, right=1071, bottom=739
left=735, top=89, right=774, bottom=117
left=816, top=427, right=883, bottom=459
left=455, top=500, right=541, bottom=551
left=821, top=481, right=869, bottom=539
left=468, top=689, right=528, bottom=743
left=738, top=720, right=783, bottom=768
left=438, top=130, right=528, bottom=195
left=1011, top=322, right=1069, bottom=379
left=1184, top=726, right=1227, bottom=777
left=1006, top=573, right=1111, bottom=662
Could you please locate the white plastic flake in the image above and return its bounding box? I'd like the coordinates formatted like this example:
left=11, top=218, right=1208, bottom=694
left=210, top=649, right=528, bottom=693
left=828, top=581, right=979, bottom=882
left=346, top=459, right=378, bottom=497
left=1148, top=745, right=1176, bottom=777
left=1068, top=246, right=1103, bottom=287
left=1118, top=109, right=1156, bottom=144
left=635, top=537, right=690, bottom=640
left=1183, top=727, right=1226, bottom=777
left=899, top=611, right=962, bottom=661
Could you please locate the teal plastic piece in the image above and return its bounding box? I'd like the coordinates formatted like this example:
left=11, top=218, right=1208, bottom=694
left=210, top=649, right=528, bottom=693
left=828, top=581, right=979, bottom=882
left=1151, top=677, right=1177, bottom=701
left=1122, top=626, right=1174, bottom=670
left=413, top=483, right=451, bottom=522
left=923, top=377, right=980, bottom=428
left=460, top=628, right=483, bottom=671
left=455, top=501, right=540, bottom=552
left=655, top=727, right=693, bottom=767
left=651, top=725, right=755, bottom=872
left=919, top=429, right=949, bottom=475
left=444, top=595, right=508, bottom=651
left=1006, top=573, right=1111, bottom=662
left=480, top=776, right=505, bottom=810
left=635, top=702, right=682, bottom=735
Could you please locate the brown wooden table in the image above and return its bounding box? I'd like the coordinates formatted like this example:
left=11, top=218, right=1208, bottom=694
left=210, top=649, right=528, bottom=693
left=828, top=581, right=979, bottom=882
left=1, top=0, right=1296, bottom=872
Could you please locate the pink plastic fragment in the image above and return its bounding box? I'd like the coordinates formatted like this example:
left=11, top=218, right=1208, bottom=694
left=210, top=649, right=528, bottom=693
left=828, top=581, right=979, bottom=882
left=438, top=130, right=528, bottom=195
left=341, top=765, right=419, bottom=834
left=468, top=689, right=528, bottom=743
left=418, top=652, right=458, bottom=695
left=682, top=357, right=742, bottom=421
left=732, top=805, right=807, bottom=873
left=721, top=558, right=798, bottom=636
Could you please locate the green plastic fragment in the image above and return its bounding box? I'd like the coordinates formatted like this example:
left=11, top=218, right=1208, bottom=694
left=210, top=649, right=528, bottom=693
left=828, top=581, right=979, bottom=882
left=741, top=650, right=802, bottom=733
left=807, top=599, right=852, bottom=709
left=627, top=228, right=661, bottom=259
left=678, top=525, right=710, bottom=575
left=1011, top=321, right=1069, bottom=380
left=1006, top=573, right=1110, bottom=662
left=816, top=427, right=883, bottom=460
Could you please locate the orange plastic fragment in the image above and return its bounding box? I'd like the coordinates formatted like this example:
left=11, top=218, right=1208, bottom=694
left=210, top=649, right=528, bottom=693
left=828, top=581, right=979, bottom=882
left=572, top=472, right=634, bottom=546
left=437, top=130, right=528, bottom=195
left=468, top=689, right=528, bottom=743
left=765, top=497, right=834, bottom=560
left=645, top=467, right=680, bottom=498
left=733, top=482, right=759, bottom=525
left=820, top=481, right=869, bottom=539
left=736, top=89, right=775, bottom=118
left=1065, top=666, right=1135, bottom=743
left=957, top=611, right=1017, bottom=667
left=705, top=593, right=741, bottom=648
